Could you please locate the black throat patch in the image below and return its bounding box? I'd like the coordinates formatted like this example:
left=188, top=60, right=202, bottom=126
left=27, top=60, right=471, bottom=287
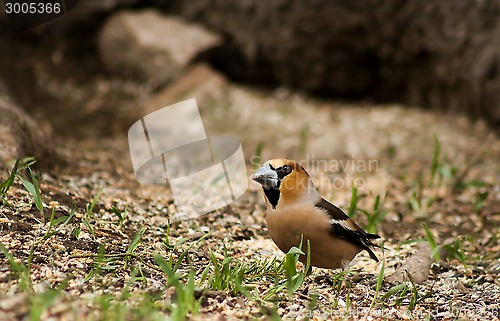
left=263, top=186, right=280, bottom=209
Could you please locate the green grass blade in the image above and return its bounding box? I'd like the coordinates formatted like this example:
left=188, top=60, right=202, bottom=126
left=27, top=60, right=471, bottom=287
left=0, top=159, right=19, bottom=198
left=423, top=224, right=440, bottom=262
left=126, top=227, right=146, bottom=255
left=430, top=135, right=441, bottom=185
left=28, top=167, right=43, bottom=212
left=82, top=218, right=95, bottom=238
left=18, top=175, right=44, bottom=212
left=381, top=283, right=407, bottom=302
left=29, top=288, right=60, bottom=321
left=347, top=185, right=358, bottom=218
left=406, top=270, right=419, bottom=311
left=253, top=142, right=264, bottom=170
left=0, top=242, right=31, bottom=290
left=370, top=258, right=385, bottom=308
left=86, top=188, right=103, bottom=215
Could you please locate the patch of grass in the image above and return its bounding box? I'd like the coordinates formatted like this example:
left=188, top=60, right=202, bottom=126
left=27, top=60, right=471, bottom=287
left=359, top=192, right=389, bottom=234
left=244, top=256, right=283, bottom=281
left=428, top=135, right=491, bottom=196
left=0, top=242, right=32, bottom=291
left=199, top=240, right=311, bottom=303
left=70, top=268, right=162, bottom=321
left=126, top=227, right=146, bottom=256
left=83, top=247, right=136, bottom=282
left=41, top=206, right=75, bottom=241
left=26, top=206, right=76, bottom=270
left=408, top=172, right=435, bottom=217
left=161, top=227, right=210, bottom=276
left=109, top=204, right=128, bottom=226
left=406, top=271, right=419, bottom=311
left=365, top=245, right=435, bottom=314
left=370, top=245, right=385, bottom=309
left=84, top=244, right=109, bottom=282
left=474, top=191, right=489, bottom=212
left=345, top=285, right=352, bottom=314
left=0, top=157, right=44, bottom=213
left=205, top=250, right=244, bottom=293
left=329, top=270, right=350, bottom=309
left=81, top=189, right=102, bottom=238
left=0, top=162, right=19, bottom=204
left=154, top=253, right=203, bottom=321
left=125, top=227, right=146, bottom=266
left=283, top=239, right=311, bottom=296
left=452, top=179, right=492, bottom=195
left=260, top=305, right=283, bottom=321
left=440, top=237, right=469, bottom=268
left=0, top=243, right=77, bottom=320
left=162, top=220, right=176, bottom=250
left=87, top=288, right=167, bottom=321
left=0, top=157, right=36, bottom=204
left=18, top=167, right=44, bottom=214
left=303, top=293, right=318, bottom=321
left=200, top=243, right=286, bottom=298
left=429, top=135, right=460, bottom=191
left=408, top=135, right=476, bottom=216
left=422, top=224, right=470, bottom=268
left=430, top=135, right=458, bottom=187
left=82, top=227, right=150, bottom=282
left=73, top=189, right=103, bottom=239
left=30, top=278, right=72, bottom=321
left=86, top=188, right=103, bottom=216
left=346, top=187, right=387, bottom=234
left=81, top=216, right=95, bottom=239
left=379, top=271, right=430, bottom=312
left=422, top=224, right=440, bottom=262
left=29, top=287, right=61, bottom=321
left=18, top=166, right=44, bottom=213
left=381, top=283, right=408, bottom=307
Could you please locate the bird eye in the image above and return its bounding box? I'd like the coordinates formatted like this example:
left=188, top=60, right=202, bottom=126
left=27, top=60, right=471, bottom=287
left=282, top=165, right=292, bottom=174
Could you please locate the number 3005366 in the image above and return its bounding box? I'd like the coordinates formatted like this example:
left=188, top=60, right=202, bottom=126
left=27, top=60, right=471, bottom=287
left=5, top=2, right=61, bottom=14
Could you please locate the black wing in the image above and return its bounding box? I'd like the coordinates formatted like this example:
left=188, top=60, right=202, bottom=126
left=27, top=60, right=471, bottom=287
left=315, top=197, right=380, bottom=262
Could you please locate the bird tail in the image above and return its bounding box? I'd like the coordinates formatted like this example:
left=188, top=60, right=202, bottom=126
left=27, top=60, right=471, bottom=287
left=363, top=233, right=381, bottom=262
left=366, top=247, right=379, bottom=262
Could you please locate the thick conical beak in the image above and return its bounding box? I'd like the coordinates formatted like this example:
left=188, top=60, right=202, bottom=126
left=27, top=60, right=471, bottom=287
left=252, top=163, right=279, bottom=188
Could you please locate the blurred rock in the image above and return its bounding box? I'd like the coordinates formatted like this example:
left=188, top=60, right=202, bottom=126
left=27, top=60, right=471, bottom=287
left=162, top=0, right=500, bottom=127
left=143, top=63, right=227, bottom=115
left=0, top=80, right=54, bottom=175
left=97, top=9, right=222, bottom=88
left=387, top=243, right=432, bottom=284
left=4, top=1, right=497, bottom=127
left=139, top=64, right=498, bottom=181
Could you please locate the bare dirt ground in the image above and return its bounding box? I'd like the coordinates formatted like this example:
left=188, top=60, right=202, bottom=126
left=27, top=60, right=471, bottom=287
left=0, top=41, right=499, bottom=320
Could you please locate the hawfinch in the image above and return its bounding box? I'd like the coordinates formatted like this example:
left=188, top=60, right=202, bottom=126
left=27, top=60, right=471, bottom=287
left=252, top=159, right=380, bottom=269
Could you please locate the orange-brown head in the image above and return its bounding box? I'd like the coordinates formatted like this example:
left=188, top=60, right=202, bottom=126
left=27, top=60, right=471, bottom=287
left=252, top=159, right=318, bottom=209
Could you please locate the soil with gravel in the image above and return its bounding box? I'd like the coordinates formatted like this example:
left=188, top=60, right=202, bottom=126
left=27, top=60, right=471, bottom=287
left=0, top=36, right=499, bottom=321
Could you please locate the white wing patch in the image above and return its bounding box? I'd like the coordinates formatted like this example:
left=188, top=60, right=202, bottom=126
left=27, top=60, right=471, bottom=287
left=331, top=218, right=358, bottom=231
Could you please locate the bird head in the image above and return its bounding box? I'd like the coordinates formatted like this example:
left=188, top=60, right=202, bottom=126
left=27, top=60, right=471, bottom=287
left=252, top=159, right=318, bottom=209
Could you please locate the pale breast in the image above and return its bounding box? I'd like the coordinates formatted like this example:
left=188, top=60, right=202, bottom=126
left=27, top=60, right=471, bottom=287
left=266, top=204, right=361, bottom=269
